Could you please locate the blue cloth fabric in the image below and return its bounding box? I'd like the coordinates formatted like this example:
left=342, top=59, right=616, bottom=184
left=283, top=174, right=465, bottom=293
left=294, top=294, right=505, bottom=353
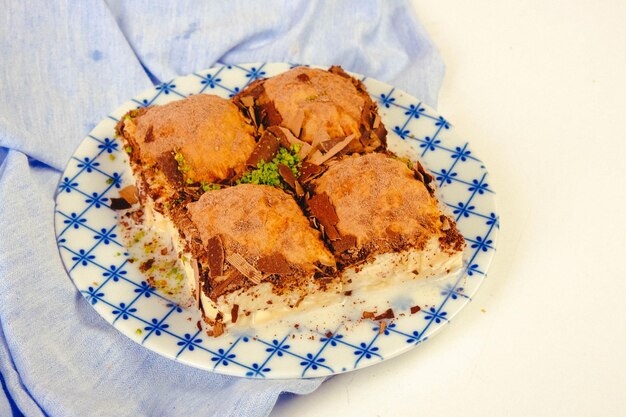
left=0, top=1, right=444, bottom=416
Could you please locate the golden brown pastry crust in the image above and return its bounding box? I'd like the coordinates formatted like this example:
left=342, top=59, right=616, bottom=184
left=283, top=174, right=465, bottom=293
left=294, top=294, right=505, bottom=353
left=187, top=184, right=336, bottom=299
left=309, top=153, right=465, bottom=268
left=116, top=94, right=256, bottom=209
left=235, top=66, right=387, bottom=158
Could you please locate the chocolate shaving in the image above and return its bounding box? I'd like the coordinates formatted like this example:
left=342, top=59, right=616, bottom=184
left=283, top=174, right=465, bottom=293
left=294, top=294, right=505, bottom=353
left=313, top=261, right=337, bottom=278
left=307, top=193, right=339, bottom=225
left=379, top=321, right=387, bottom=334
left=244, top=80, right=265, bottom=99
left=256, top=253, right=291, bottom=275
left=207, top=236, right=224, bottom=278
left=231, top=304, right=239, bottom=324
left=328, top=65, right=351, bottom=79
left=277, top=164, right=304, bottom=197
left=119, top=185, right=139, bottom=204
left=298, top=162, right=325, bottom=183
left=247, top=131, right=280, bottom=166
left=297, top=73, right=311, bottom=82
left=196, top=320, right=203, bottom=331
left=226, top=253, right=262, bottom=285
left=374, top=308, right=395, bottom=321
left=344, top=290, right=352, bottom=296
left=325, top=331, right=333, bottom=338
left=332, top=235, right=357, bottom=253
left=212, top=321, right=224, bottom=338
left=283, top=109, right=304, bottom=138
left=139, top=259, right=154, bottom=272
left=267, top=126, right=292, bottom=148
left=144, top=125, right=154, bottom=143
left=210, top=270, right=243, bottom=299
left=276, top=127, right=313, bottom=158
left=156, top=152, right=183, bottom=186
left=322, top=223, right=340, bottom=241
left=362, top=311, right=375, bottom=319
left=110, top=197, right=131, bottom=210
left=413, top=161, right=435, bottom=194
left=410, top=305, right=421, bottom=314
left=319, top=138, right=344, bottom=153
left=308, top=134, right=355, bottom=165
left=263, top=101, right=283, bottom=125
left=310, top=130, right=331, bottom=152
left=277, top=164, right=296, bottom=189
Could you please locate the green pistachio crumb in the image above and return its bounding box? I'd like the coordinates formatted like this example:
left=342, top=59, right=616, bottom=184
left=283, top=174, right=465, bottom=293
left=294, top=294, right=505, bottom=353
left=125, top=146, right=133, bottom=154
left=237, top=145, right=302, bottom=188
left=135, top=328, right=142, bottom=335
left=109, top=154, right=116, bottom=161
left=201, top=181, right=220, bottom=192
left=391, top=155, right=414, bottom=170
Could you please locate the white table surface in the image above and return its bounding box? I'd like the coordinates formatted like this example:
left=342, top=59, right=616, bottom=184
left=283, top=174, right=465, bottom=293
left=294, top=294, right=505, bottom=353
left=271, top=0, right=626, bottom=416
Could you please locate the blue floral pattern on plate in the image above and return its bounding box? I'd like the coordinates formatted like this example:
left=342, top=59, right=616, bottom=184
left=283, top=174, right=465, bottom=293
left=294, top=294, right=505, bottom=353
left=54, top=63, right=499, bottom=379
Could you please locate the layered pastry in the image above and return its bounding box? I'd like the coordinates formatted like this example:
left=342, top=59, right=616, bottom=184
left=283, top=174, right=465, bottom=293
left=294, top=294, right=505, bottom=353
left=186, top=184, right=340, bottom=333
left=306, top=153, right=465, bottom=291
left=235, top=66, right=387, bottom=166
left=113, top=66, right=465, bottom=337
left=115, top=93, right=257, bottom=211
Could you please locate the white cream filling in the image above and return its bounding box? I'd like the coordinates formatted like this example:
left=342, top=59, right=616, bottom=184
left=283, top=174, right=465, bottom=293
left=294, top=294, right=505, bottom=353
left=342, top=237, right=463, bottom=293
left=203, top=279, right=344, bottom=327
left=126, top=186, right=462, bottom=331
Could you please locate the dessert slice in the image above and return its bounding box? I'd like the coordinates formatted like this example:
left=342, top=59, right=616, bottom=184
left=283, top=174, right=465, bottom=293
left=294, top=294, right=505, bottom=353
left=184, top=184, right=339, bottom=334
left=306, top=153, right=465, bottom=291
left=235, top=66, right=387, bottom=165
left=114, top=94, right=258, bottom=310
left=115, top=94, right=257, bottom=211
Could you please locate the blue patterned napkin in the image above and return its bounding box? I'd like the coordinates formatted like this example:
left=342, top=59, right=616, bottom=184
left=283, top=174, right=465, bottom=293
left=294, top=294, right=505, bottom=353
left=0, top=1, right=444, bottom=416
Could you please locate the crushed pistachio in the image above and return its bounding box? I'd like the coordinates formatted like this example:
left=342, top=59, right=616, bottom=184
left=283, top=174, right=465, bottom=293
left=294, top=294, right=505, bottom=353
left=201, top=181, right=220, bottom=192
left=124, top=115, right=133, bottom=121
left=109, top=154, right=116, bottom=161
left=174, top=150, right=195, bottom=184
left=391, top=155, right=414, bottom=170
left=133, top=230, right=146, bottom=244
left=125, top=146, right=133, bottom=154
left=237, top=145, right=302, bottom=188
left=106, top=178, right=114, bottom=185
left=135, top=328, right=142, bottom=335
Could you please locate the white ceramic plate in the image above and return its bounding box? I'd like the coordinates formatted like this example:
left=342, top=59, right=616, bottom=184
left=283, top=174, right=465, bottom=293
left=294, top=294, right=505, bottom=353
left=54, top=63, right=498, bottom=379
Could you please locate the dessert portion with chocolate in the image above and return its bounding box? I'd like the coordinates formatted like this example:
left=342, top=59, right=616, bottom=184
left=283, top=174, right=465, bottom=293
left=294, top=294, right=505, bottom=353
left=307, top=153, right=465, bottom=291
left=112, top=65, right=465, bottom=337
left=115, top=94, right=257, bottom=211
left=114, top=94, right=258, bottom=316
left=185, top=184, right=340, bottom=333
left=235, top=66, right=387, bottom=165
